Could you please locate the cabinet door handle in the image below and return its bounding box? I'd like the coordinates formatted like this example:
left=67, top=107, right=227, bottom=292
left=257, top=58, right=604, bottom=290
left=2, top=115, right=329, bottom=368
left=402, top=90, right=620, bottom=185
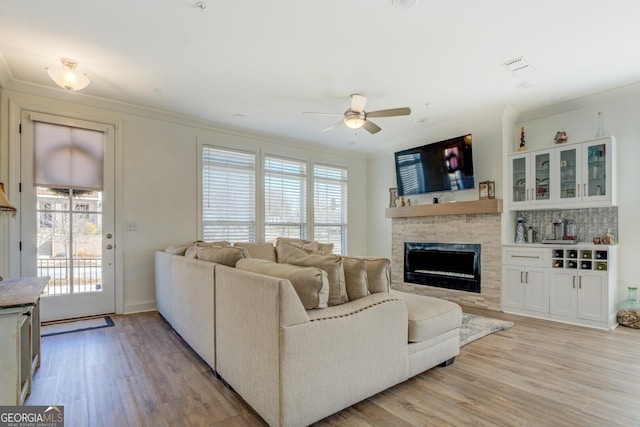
left=520, top=271, right=524, bottom=283
left=572, top=276, right=576, bottom=289
left=526, top=188, right=529, bottom=201
left=525, top=271, right=529, bottom=284
left=583, top=183, right=587, bottom=196
left=579, top=276, right=582, bottom=289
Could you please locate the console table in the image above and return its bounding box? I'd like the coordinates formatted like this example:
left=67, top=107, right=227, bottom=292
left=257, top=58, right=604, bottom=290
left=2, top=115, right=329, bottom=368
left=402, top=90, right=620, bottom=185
left=0, top=277, right=48, bottom=404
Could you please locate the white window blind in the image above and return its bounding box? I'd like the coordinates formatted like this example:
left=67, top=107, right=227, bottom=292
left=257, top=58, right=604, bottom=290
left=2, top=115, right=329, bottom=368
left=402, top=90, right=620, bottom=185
left=34, top=121, right=104, bottom=190
left=314, top=164, right=348, bottom=254
left=202, top=146, right=256, bottom=242
left=264, top=156, right=307, bottom=242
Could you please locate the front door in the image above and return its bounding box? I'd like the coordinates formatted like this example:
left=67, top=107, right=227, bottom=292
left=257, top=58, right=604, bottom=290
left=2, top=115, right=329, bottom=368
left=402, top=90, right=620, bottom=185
left=20, top=111, right=115, bottom=322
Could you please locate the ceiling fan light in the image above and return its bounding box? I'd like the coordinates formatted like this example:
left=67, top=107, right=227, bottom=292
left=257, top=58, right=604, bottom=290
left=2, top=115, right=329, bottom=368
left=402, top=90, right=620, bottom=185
left=344, top=111, right=366, bottom=129
left=47, top=58, right=90, bottom=91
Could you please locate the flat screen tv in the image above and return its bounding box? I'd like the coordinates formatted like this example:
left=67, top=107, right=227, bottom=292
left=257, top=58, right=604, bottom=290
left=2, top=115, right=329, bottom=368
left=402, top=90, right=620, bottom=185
left=394, top=134, right=474, bottom=196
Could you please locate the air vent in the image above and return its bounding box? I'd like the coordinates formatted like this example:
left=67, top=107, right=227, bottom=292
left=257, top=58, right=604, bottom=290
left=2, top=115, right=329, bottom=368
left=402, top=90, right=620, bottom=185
left=503, top=56, right=535, bottom=76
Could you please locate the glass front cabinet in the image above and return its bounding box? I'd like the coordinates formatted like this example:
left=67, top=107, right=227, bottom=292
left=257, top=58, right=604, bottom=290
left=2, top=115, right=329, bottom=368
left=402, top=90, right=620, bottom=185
left=508, top=136, right=616, bottom=210
left=509, top=149, right=554, bottom=209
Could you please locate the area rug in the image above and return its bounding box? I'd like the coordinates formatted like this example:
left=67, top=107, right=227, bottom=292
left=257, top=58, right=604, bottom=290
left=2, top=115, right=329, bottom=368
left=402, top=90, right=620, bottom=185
left=41, top=316, right=114, bottom=337
left=459, top=313, right=513, bottom=346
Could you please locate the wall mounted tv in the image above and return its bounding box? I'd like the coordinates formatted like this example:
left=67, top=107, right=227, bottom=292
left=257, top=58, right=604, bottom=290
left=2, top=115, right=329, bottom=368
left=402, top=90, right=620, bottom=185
left=394, top=134, right=474, bottom=196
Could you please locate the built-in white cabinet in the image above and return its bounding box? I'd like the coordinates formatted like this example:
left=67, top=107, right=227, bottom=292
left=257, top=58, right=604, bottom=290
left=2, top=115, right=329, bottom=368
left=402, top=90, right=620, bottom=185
left=508, top=136, right=616, bottom=210
left=502, top=245, right=617, bottom=329
left=502, top=247, right=549, bottom=314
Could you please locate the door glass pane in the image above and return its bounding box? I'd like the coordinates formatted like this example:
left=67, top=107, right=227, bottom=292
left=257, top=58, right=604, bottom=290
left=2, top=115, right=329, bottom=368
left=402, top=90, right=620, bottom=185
left=36, top=187, right=103, bottom=296
left=512, top=157, right=526, bottom=202
left=560, top=149, right=577, bottom=200
left=587, top=144, right=606, bottom=196
left=534, top=152, right=550, bottom=201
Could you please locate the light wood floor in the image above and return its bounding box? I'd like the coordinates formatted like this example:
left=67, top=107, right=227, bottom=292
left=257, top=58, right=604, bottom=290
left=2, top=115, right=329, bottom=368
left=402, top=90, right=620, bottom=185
left=26, top=308, right=640, bottom=427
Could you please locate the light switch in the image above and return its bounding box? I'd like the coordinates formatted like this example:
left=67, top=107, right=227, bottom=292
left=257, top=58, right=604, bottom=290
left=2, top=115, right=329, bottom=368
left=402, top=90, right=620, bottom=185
left=126, top=221, right=139, bottom=231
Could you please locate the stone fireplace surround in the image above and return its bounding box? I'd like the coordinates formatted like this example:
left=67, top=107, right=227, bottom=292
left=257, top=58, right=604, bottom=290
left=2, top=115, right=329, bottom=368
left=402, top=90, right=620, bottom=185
left=391, top=212, right=502, bottom=311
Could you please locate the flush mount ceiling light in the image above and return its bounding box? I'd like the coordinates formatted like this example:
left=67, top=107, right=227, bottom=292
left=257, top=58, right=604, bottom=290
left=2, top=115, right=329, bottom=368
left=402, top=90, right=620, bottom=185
left=392, top=0, right=417, bottom=8
left=46, top=58, right=90, bottom=91
left=343, top=111, right=366, bottom=129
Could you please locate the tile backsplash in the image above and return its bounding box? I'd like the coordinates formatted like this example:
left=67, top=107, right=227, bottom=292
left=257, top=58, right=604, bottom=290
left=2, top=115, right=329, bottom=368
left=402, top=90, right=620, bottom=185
left=516, top=207, right=618, bottom=243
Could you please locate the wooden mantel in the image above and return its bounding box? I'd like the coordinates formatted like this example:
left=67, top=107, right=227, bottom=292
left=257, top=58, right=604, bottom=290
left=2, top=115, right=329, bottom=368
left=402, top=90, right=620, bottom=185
left=385, top=198, right=503, bottom=218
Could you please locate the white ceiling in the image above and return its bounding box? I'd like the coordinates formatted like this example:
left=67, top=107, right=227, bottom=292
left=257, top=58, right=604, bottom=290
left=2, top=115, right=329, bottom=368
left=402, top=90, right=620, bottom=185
left=1, top=1, right=640, bottom=152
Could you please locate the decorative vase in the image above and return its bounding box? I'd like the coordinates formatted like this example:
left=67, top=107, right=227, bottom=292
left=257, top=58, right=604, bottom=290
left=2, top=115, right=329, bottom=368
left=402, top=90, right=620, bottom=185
left=596, top=112, right=605, bottom=137
left=618, top=287, right=640, bottom=311
left=515, top=217, right=526, bottom=244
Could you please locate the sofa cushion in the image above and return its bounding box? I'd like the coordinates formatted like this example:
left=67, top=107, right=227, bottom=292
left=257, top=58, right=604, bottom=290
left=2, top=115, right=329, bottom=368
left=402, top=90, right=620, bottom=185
left=276, top=242, right=348, bottom=306
left=236, top=258, right=329, bottom=309
left=275, top=237, right=334, bottom=253
left=341, top=256, right=369, bottom=301
left=165, top=244, right=191, bottom=255
left=362, top=257, right=391, bottom=294
left=184, top=241, right=232, bottom=258
left=196, top=246, right=250, bottom=267
left=390, top=290, right=462, bottom=342
left=234, top=242, right=277, bottom=262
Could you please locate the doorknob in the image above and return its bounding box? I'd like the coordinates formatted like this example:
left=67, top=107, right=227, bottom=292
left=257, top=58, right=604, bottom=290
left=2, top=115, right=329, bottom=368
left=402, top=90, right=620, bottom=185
left=105, top=244, right=114, bottom=250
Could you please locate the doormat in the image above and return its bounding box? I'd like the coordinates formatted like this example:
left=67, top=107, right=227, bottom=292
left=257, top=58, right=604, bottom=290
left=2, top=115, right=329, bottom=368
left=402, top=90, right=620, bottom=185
left=41, top=316, right=114, bottom=337
left=460, top=313, right=513, bottom=347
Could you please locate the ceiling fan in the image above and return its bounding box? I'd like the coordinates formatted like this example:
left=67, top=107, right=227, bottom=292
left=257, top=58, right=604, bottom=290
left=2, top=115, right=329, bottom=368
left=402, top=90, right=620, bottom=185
left=304, top=94, right=411, bottom=134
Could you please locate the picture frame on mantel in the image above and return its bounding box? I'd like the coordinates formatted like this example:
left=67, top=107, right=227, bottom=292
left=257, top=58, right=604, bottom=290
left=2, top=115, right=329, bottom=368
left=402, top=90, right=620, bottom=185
left=389, top=187, right=398, bottom=207
left=479, top=181, right=495, bottom=200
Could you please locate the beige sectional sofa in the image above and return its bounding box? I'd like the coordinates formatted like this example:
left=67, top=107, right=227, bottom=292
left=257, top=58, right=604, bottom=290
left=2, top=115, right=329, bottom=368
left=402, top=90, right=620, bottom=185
left=154, top=241, right=462, bottom=427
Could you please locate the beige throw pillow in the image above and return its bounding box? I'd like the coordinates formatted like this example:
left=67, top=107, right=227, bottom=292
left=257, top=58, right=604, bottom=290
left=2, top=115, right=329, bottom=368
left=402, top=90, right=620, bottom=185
left=196, top=246, right=250, bottom=267
left=275, top=237, right=334, bottom=254
left=361, top=257, right=391, bottom=294
left=342, top=256, right=370, bottom=301
left=236, top=258, right=329, bottom=309
left=276, top=242, right=347, bottom=306
left=234, top=242, right=277, bottom=262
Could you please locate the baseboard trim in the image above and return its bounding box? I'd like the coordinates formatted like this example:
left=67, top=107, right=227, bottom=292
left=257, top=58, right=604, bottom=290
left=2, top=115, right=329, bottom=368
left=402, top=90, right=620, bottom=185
left=124, top=299, right=156, bottom=314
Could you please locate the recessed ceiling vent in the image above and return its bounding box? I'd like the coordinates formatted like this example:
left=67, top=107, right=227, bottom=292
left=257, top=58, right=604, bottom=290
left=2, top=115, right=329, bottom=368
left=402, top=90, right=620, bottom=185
left=503, top=56, right=535, bottom=76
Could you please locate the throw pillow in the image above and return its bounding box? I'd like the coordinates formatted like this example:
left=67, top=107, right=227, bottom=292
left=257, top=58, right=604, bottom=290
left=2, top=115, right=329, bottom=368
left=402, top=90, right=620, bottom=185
left=275, top=237, right=334, bottom=254
left=233, top=242, right=277, bottom=262
left=196, top=246, right=250, bottom=267
left=196, top=240, right=231, bottom=247
left=342, top=256, right=370, bottom=301
left=236, top=258, right=329, bottom=309
left=276, top=242, right=347, bottom=306
left=184, top=244, right=206, bottom=259
left=361, top=257, right=391, bottom=294
left=165, top=244, right=191, bottom=255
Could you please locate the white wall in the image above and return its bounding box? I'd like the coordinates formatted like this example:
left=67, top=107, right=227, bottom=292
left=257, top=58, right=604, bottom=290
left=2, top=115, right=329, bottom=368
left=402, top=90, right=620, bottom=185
left=366, top=107, right=505, bottom=257
left=0, top=89, right=369, bottom=314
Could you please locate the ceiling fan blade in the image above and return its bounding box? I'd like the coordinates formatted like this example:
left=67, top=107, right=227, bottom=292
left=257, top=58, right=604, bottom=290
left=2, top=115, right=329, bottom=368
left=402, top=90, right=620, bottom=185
left=303, top=112, right=343, bottom=116
left=367, top=107, right=411, bottom=118
left=350, top=94, right=368, bottom=113
left=321, top=120, right=344, bottom=132
left=363, top=120, right=382, bottom=134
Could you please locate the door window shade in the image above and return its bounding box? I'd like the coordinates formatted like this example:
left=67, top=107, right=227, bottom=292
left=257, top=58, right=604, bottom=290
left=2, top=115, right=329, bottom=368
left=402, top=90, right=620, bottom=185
left=34, top=121, right=104, bottom=190
left=314, top=164, right=347, bottom=254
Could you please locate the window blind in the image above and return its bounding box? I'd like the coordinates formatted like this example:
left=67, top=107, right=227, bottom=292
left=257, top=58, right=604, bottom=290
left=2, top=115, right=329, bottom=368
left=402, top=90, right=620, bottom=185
left=34, top=121, right=104, bottom=190
left=202, top=146, right=256, bottom=242
left=314, top=164, right=348, bottom=254
left=264, top=156, right=307, bottom=242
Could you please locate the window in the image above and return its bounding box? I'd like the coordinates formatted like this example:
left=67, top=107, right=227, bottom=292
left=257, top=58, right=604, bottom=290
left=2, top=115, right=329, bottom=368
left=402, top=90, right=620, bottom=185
left=264, top=156, right=307, bottom=242
left=314, top=164, right=348, bottom=254
left=202, top=146, right=256, bottom=241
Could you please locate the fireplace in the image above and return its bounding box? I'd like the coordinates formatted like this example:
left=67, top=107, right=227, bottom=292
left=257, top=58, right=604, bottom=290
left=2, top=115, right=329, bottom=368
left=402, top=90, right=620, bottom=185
left=404, top=242, right=481, bottom=293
